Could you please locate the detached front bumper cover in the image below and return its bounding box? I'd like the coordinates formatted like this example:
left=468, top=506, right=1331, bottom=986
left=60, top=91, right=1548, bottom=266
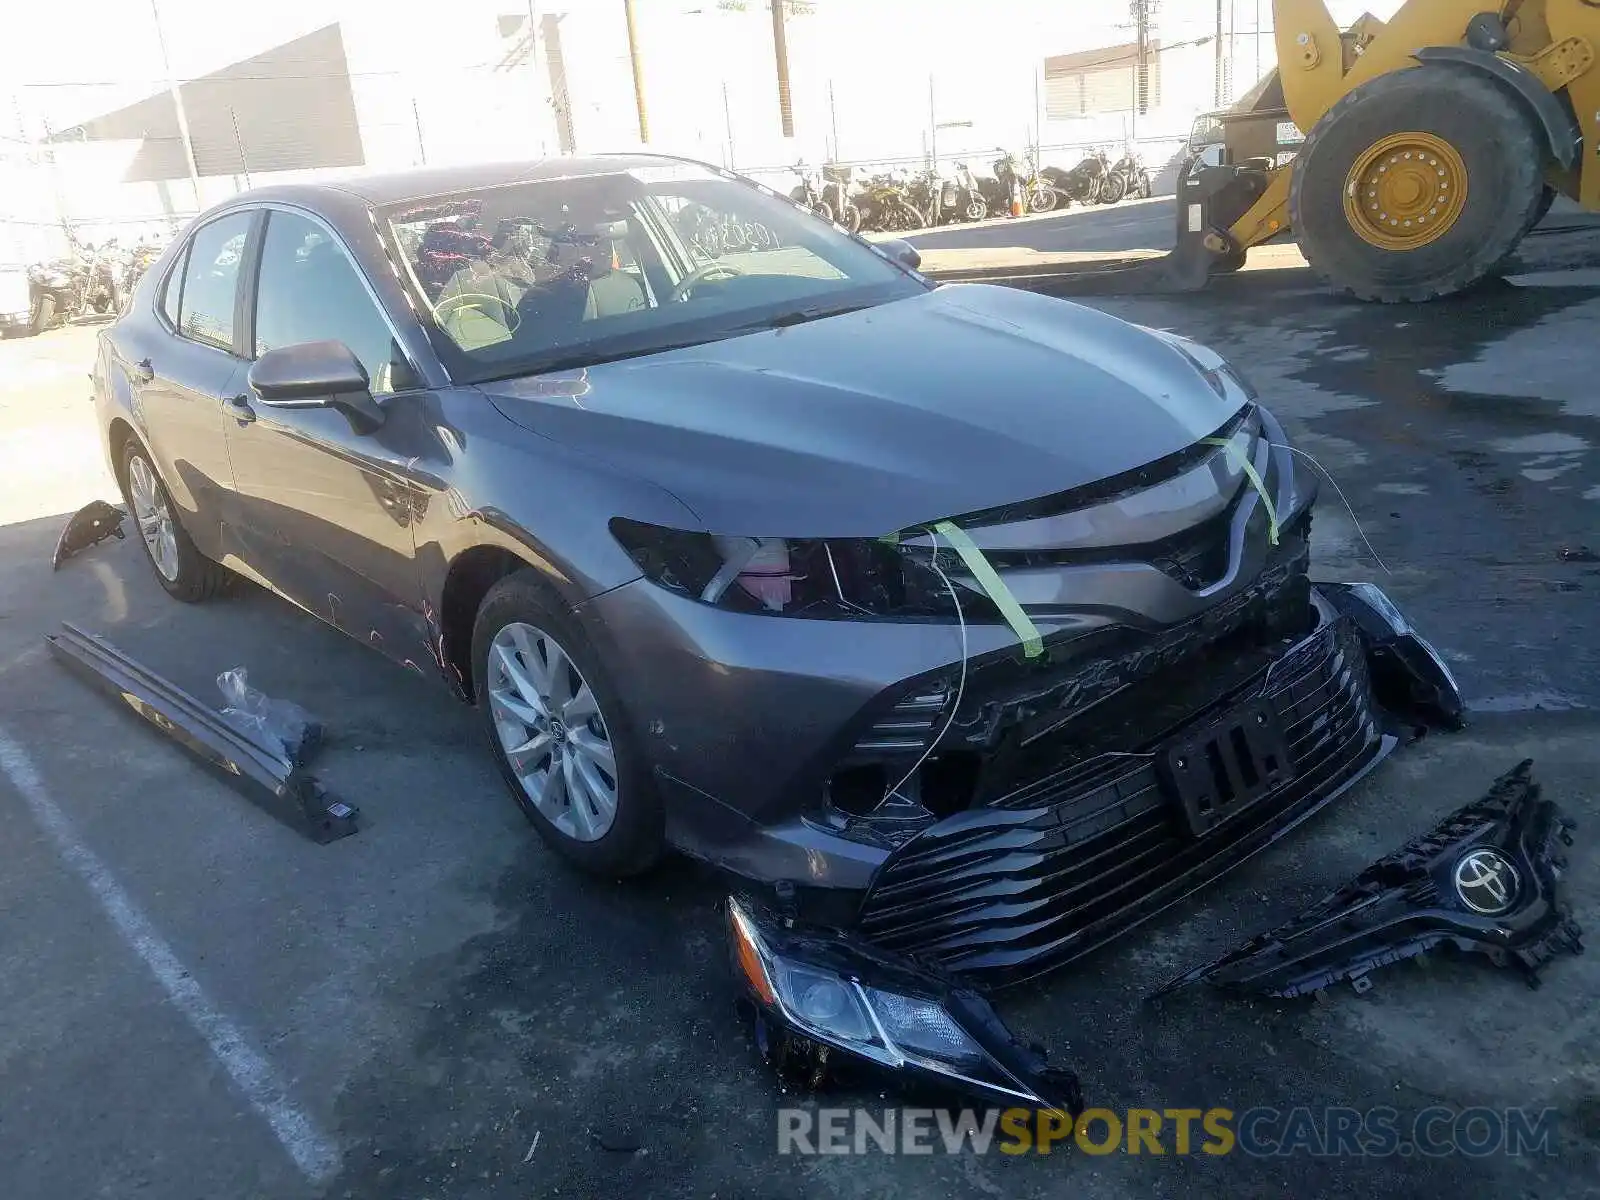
left=727, top=897, right=1083, bottom=1117
left=1153, top=760, right=1582, bottom=999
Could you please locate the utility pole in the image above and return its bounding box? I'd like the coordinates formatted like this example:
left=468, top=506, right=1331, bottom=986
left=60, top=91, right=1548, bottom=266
left=1132, top=0, right=1151, bottom=116
left=623, top=0, right=649, bottom=142
left=149, top=0, right=201, bottom=210
left=1255, top=0, right=1263, bottom=78
left=771, top=0, right=794, bottom=138
left=1215, top=0, right=1225, bottom=105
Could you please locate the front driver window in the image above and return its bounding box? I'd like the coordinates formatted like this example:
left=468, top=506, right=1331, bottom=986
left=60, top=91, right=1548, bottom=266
left=252, top=211, right=416, bottom=395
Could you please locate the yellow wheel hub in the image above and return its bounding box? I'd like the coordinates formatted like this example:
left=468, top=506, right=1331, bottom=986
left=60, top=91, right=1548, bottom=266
left=1343, top=132, right=1468, bottom=251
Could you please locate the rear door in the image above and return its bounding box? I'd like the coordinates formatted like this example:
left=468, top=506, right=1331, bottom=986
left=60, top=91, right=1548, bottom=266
left=125, top=210, right=257, bottom=560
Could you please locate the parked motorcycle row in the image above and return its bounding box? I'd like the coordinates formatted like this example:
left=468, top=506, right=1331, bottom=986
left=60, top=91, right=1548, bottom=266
left=788, top=146, right=1153, bottom=234
left=19, top=227, right=169, bottom=336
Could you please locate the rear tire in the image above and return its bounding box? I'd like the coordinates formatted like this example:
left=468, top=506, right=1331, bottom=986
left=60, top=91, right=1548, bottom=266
left=472, top=571, right=664, bottom=877
left=1289, top=65, right=1545, bottom=302
left=27, top=293, right=54, bottom=336
left=120, top=439, right=232, bottom=602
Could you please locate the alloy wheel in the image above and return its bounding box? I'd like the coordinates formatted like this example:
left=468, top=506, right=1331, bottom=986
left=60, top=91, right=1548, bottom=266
left=487, top=621, right=619, bottom=842
left=127, top=454, right=179, bottom=581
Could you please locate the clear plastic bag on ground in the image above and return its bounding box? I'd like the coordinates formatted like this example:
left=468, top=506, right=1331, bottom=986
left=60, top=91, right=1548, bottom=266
left=216, top=667, right=324, bottom=766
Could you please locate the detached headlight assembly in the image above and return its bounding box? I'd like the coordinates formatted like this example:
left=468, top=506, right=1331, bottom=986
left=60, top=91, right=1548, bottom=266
left=727, top=897, right=1083, bottom=1114
left=1318, top=581, right=1465, bottom=731
left=610, top=518, right=983, bottom=620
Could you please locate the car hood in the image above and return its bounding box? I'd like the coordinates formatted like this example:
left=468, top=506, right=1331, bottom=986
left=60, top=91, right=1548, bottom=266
left=481, top=284, right=1246, bottom=538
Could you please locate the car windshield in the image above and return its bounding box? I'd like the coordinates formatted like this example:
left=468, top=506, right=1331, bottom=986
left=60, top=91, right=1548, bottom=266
left=379, top=162, right=928, bottom=383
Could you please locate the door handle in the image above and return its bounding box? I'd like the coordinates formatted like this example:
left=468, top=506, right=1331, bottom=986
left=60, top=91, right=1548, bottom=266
left=225, top=394, right=257, bottom=425
left=132, top=357, right=154, bottom=384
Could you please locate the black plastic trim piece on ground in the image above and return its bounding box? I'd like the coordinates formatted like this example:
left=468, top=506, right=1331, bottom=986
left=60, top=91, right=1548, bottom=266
left=52, top=501, right=126, bottom=570
left=1151, top=760, right=1582, bottom=1000
left=45, top=622, right=359, bottom=843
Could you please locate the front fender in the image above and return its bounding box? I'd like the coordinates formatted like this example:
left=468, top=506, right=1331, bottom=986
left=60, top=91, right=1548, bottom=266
left=1413, top=46, right=1582, bottom=169
left=411, top=388, right=703, bottom=617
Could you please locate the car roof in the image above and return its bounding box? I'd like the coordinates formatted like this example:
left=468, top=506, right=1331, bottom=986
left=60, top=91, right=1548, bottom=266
left=222, top=154, right=713, bottom=211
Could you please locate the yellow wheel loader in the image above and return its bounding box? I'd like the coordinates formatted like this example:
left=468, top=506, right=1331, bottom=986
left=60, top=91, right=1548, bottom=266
left=1172, top=0, right=1600, bottom=301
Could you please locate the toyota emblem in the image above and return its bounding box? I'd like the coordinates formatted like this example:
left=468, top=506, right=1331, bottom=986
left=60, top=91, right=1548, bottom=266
left=1453, top=848, right=1520, bottom=915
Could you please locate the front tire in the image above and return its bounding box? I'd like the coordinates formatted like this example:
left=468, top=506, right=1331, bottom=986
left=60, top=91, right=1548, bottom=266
left=1101, top=172, right=1129, bottom=204
left=27, top=293, right=54, bottom=336
left=121, top=440, right=232, bottom=601
left=1288, top=65, right=1545, bottom=302
left=472, top=572, right=664, bottom=877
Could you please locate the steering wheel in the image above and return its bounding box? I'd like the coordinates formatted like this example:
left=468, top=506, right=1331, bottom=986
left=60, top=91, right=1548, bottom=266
left=668, top=261, right=745, bottom=303
left=433, top=290, right=521, bottom=336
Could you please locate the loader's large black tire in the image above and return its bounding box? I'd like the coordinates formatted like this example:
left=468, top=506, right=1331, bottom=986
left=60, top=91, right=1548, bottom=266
left=1526, top=185, right=1557, bottom=235
left=1289, top=65, right=1545, bottom=303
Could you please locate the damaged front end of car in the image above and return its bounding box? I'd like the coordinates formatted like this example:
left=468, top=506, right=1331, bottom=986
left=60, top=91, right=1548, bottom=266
left=698, top=405, right=1467, bottom=1106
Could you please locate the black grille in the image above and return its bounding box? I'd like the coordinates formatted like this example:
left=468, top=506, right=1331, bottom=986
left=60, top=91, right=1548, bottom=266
left=855, top=617, right=1385, bottom=985
left=852, top=686, right=950, bottom=755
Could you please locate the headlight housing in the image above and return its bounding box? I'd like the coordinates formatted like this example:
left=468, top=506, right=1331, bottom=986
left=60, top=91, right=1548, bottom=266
left=1318, top=581, right=1465, bottom=730
left=727, top=897, right=1083, bottom=1114
left=610, top=518, right=994, bottom=620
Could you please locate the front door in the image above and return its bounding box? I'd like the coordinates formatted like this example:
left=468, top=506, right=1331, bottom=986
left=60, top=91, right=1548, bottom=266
left=221, top=207, right=436, bottom=670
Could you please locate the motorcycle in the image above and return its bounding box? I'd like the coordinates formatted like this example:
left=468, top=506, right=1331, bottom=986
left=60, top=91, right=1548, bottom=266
left=991, top=149, right=1058, bottom=215
left=25, top=236, right=123, bottom=334
left=856, top=171, right=924, bottom=233
left=922, top=162, right=988, bottom=226
left=118, top=235, right=166, bottom=308
left=1042, top=149, right=1111, bottom=207
left=789, top=164, right=831, bottom=220
left=789, top=164, right=861, bottom=232
left=1100, top=149, right=1153, bottom=204
left=819, top=164, right=862, bottom=233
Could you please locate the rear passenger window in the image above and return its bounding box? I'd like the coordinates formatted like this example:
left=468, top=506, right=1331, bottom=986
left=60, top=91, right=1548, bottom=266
left=177, top=213, right=253, bottom=352
left=159, top=246, right=187, bottom=328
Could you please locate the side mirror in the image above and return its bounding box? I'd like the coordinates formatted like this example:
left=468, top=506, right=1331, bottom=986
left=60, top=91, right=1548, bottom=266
left=248, top=340, right=385, bottom=431
left=877, top=238, right=921, bottom=272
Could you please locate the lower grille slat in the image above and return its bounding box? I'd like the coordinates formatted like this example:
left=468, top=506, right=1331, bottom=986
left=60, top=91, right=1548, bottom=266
left=856, top=616, right=1387, bottom=985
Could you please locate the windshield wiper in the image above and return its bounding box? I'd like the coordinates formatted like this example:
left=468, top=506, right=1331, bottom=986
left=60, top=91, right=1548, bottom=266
left=474, top=303, right=876, bottom=382
left=733, top=301, right=874, bottom=332
left=499, top=336, right=727, bottom=378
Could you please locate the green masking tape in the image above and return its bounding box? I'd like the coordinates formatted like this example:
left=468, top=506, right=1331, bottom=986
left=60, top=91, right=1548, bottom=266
left=1204, top=435, right=1279, bottom=546
left=932, top=520, right=1044, bottom=658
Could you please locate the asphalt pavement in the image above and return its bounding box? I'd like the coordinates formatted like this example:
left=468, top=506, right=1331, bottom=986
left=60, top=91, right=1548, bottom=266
left=3, top=215, right=1600, bottom=1199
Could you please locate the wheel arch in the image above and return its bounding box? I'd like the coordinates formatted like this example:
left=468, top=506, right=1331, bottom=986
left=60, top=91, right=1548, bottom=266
left=106, top=416, right=142, bottom=497
left=1412, top=47, right=1582, bottom=170
left=437, top=540, right=582, bottom=704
